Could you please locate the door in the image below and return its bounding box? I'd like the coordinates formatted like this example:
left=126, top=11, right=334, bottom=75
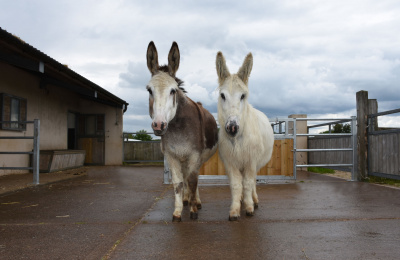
left=77, top=114, right=105, bottom=165
left=67, top=112, right=77, bottom=149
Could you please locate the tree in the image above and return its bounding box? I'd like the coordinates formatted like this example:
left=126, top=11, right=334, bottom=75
left=133, top=130, right=153, bottom=141
left=342, top=124, right=351, bottom=133
left=321, top=123, right=351, bottom=134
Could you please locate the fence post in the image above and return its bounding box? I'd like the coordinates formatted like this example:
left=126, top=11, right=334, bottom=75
left=356, top=91, right=368, bottom=181
left=33, top=119, right=40, bottom=185
left=351, top=116, right=358, bottom=181
left=288, top=114, right=307, bottom=171
left=368, top=99, right=378, bottom=131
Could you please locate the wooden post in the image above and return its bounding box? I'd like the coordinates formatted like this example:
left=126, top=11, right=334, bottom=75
left=368, top=99, right=378, bottom=131
left=356, top=91, right=368, bottom=181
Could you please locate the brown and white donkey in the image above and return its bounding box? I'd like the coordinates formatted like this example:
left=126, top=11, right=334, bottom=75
left=146, top=41, right=218, bottom=221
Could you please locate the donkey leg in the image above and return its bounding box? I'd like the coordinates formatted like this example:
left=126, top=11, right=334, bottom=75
left=187, top=173, right=199, bottom=219
left=243, top=169, right=256, bottom=216
left=227, top=168, right=243, bottom=221
left=252, top=179, right=259, bottom=209
left=195, top=186, right=202, bottom=209
left=185, top=154, right=203, bottom=219
left=168, top=157, right=184, bottom=222
left=182, top=179, right=200, bottom=208
left=183, top=181, right=189, bottom=206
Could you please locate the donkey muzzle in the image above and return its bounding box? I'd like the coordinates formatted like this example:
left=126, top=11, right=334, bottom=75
left=225, top=121, right=239, bottom=137
left=152, top=121, right=168, bottom=136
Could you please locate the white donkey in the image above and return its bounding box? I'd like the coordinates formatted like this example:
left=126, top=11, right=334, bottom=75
left=216, top=51, right=274, bottom=221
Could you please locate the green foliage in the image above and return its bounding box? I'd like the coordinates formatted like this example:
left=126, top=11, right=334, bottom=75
left=307, top=167, right=335, bottom=174
left=133, top=130, right=153, bottom=141
left=365, top=176, right=400, bottom=187
left=320, top=123, right=351, bottom=134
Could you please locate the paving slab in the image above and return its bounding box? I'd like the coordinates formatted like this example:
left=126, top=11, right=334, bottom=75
left=0, top=166, right=168, bottom=260
left=110, top=171, right=400, bottom=260
left=1, top=168, right=400, bottom=260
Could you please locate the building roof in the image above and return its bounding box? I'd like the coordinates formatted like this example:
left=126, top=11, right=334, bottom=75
left=0, top=27, right=129, bottom=112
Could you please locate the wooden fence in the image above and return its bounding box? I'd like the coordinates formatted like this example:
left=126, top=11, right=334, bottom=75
left=124, top=139, right=294, bottom=177
left=200, top=139, right=293, bottom=176
left=368, top=132, right=400, bottom=178
left=308, top=136, right=352, bottom=167
left=123, top=141, right=163, bottom=162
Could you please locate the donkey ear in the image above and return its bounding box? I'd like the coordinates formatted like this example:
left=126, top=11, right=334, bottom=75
left=216, top=52, right=230, bottom=85
left=168, top=42, right=180, bottom=77
left=237, top=53, right=253, bottom=86
left=147, top=41, right=159, bottom=75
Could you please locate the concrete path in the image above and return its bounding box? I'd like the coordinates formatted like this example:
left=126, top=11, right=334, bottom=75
left=1, top=166, right=400, bottom=259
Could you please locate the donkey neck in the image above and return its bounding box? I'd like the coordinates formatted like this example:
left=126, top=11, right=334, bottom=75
left=164, top=89, right=204, bottom=138
left=169, top=89, right=191, bottom=125
left=161, top=89, right=206, bottom=154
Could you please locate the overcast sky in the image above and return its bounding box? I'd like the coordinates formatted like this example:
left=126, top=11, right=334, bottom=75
left=1, top=0, right=399, bottom=132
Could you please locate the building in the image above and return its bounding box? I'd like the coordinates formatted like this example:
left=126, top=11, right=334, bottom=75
left=0, top=27, right=129, bottom=175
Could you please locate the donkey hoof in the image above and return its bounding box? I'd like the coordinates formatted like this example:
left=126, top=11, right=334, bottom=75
left=246, top=211, right=255, bottom=216
left=172, top=215, right=182, bottom=222
left=254, top=203, right=259, bottom=209
left=229, top=215, right=240, bottom=221
left=183, top=200, right=189, bottom=206
left=190, top=212, right=198, bottom=220
left=197, top=203, right=202, bottom=210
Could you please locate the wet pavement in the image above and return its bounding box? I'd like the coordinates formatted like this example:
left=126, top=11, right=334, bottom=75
left=1, top=166, right=400, bottom=259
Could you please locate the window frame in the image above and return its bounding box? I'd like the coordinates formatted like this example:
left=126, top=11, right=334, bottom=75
left=0, top=93, right=27, bottom=131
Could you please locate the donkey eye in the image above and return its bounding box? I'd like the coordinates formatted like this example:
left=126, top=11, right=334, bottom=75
left=147, top=88, right=152, bottom=96
left=170, top=89, right=176, bottom=95
left=220, top=93, right=225, bottom=100
left=241, top=94, right=245, bottom=100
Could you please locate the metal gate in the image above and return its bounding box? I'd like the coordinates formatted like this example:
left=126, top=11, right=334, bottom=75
left=0, top=119, right=40, bottom=184
left=297, top=117, right=358, bottom=181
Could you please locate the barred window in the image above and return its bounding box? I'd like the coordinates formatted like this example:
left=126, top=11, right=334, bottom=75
left=0, top=93, right=27, bottom=131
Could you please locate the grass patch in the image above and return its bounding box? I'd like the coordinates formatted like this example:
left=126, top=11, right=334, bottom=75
left=365, top=176, right=400, bottom=187
left=307, top=167, right=335, bottom=174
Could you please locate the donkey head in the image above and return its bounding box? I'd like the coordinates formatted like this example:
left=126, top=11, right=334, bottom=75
left=216, top=51, right=253, bottom=138
left=146, top=41, right=181, bottom=136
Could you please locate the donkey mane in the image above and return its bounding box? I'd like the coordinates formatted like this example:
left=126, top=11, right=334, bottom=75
left=157, top=65, right=187, bottom=93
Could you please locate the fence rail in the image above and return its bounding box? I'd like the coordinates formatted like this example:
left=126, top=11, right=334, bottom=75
left=0, top=119, right=40, bottom=184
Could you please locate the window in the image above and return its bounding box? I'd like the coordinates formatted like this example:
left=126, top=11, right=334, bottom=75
left=77, top=114, right=105, bottom=137
left=0, top=93, right=27, bottom=131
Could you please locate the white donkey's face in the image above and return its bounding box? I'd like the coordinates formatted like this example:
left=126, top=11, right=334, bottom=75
left=218, top=76, right=249, bottom=137
left=216, top=52, right=253, bottom=137
left=146, top=41, right=180, bottom=136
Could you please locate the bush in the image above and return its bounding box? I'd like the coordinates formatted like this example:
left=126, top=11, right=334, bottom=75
left=133, top=130, right=153, bottom=141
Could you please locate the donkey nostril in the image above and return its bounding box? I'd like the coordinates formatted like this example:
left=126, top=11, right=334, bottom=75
left=161, top=122, right=165, bottom=130
left=153, top=122, right=157, bottom=127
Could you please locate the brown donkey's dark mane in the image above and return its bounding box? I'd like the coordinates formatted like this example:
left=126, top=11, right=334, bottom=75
left=157, top=65, right=187, bottom=93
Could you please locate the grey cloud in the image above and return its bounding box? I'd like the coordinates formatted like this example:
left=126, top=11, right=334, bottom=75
left=2, top=0, right=400, bottom=131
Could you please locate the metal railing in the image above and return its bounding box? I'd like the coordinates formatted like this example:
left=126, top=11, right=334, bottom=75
left=0, top=119, right=40, bottom=184
left=294, top=117, right=357, bottom=181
